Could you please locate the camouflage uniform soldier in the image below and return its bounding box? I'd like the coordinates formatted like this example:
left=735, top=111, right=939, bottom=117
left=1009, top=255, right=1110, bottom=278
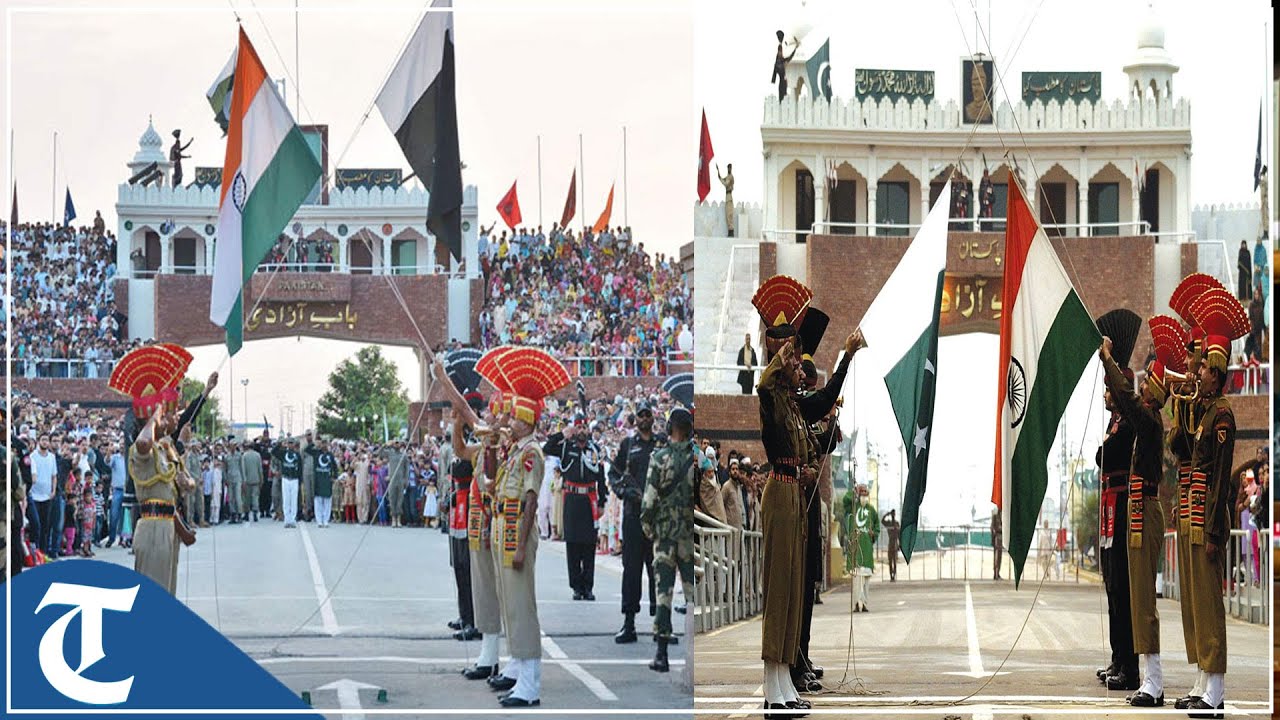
left=641, top=407, right=696, bottom=673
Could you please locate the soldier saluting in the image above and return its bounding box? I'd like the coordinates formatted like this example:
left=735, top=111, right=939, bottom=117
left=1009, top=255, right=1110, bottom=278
left=609, top=401, right=665, bottom=643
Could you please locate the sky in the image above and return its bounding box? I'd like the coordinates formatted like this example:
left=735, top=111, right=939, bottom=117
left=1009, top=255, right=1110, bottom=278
left=694, top=0, right=1273, bottom=526
left=3, top=0, right=693, bottom=428
left=694, top=0, right=1274, bottom=209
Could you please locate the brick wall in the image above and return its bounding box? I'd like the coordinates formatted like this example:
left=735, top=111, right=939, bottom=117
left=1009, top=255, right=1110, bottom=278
left=11, top=379, right=124, bottom=406
left=151, top=274, right=473, bottom=349
left=693, top=393, right=765, bottom=462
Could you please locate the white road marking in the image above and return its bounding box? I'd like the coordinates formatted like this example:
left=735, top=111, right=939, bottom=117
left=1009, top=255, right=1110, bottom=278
left=695, top=695, right=1271, bottom=709
left=897, top=600, right=906, bottom=606
left=314, top=678, right=379, bottom=720
left=257, top=655, right=684, bottom=667
left=964, top=581, right=983, bottom=677
left=541, top=635, right=618, bottom=701
left=299, top=521, right=340, bottom=636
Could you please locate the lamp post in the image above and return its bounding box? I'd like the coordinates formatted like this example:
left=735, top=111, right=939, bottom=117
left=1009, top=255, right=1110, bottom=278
left=240, top=378, right=250, bottom=433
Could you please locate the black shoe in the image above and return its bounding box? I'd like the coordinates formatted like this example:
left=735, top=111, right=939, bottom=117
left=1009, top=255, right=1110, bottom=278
left=1106, top=673, right=1139, bottom=691
left=1096, top=664, right=1116, bottom=682
left=649, top=637, right=669, bottom=672
left=448, top=618, right=464, bottom=631
left=1174, top=694, right=1203, bottom=709
left=488, top=675, right=517, bottom=692
left=1185, top=698, right=1224, bottom=719
left=583, top=592, right=596, bottom=601
left=814, top=594, right=823, bottom=605
left=674, top=603, right=686, bottom=614
left=104, top=539, right=114, bottom=548
left=498, top=696, right=539, bottom=708
left=454, top=625, right=481, bottom=641
left=572, top=592, right=584, bottom=601
left=1128, top=691, right=1163, bottom=707
left=861, top=604, right=869, bottom=612
left=462, top=664, right=497, bottom=680
left=791, top=671, right=822, bottom=693
left=615, top=614, right=637, bottom=644
left=763, top=702, right=805, bottom=720
left=788, top=699, right=812, bottom=709
left=808, top=666, right=824, bottom=679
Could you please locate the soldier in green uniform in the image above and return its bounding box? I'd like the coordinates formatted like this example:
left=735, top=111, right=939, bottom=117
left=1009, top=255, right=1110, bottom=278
left=224, top=440, right=244, bottom=523
left=242, top=442, right=263, bottom=522
left=848, top=484, right=879, bottom=612
left=641, top=407, right=696, bottom=673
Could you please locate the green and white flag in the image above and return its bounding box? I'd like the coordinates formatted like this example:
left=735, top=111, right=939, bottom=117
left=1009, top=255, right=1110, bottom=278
left=209, top=29, right=322, bottom=356
left=858, top=180, right=949, bottom=561
left=207, top=47, right=237, bottom=134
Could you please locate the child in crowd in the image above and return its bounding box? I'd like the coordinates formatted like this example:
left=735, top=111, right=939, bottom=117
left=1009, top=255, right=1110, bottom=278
left=79, top=486, right=96, bottom=557
left=340, top=468, right=356, bottom=523
left=423, top=477, right=438, bottom=528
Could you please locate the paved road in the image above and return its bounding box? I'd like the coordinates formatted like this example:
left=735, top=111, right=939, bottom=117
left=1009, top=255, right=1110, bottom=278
left=94, top=518, right=691, bottom=714
left=696, top=578, right=1270, bottom=718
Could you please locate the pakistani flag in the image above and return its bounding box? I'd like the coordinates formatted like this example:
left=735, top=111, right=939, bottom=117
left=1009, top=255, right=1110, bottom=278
left=858, top=180, right=949, bottom=561
left=993, top=178, right=1099, bottom=586
left=805, top=38, right=831, bottom=101
left=207, top=47, right=236, bottom=134
left=209, top=28, right=322, bottom=356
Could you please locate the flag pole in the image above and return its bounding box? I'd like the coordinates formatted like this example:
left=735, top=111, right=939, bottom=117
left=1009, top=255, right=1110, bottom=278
left=623, top=125, right=628, bottom=228
left=51, top=131, right=57, bottom=223
left=579, top=133, right=585, bottom=232
left=537, top=135, right=543, bottom=228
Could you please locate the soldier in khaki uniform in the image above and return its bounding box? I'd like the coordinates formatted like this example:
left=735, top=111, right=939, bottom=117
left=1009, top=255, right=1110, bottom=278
left=1100, top=317, right=1180, bottom=707
left=750, top=274, right=863, bottom=718
left=1175, top=287, right=1249, bottom=713
left=481, top=346, right=570, bottom=708
left=241, top=442, right=263, bottom=522
left=641, top=406, right=696, bottom=672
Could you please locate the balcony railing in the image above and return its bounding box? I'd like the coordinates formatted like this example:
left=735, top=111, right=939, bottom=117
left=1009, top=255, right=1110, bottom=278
left=128, top=262, right=462, bottom=279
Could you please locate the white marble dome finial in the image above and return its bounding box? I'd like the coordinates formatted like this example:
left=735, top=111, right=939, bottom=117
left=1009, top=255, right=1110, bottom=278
left=1137, top=2, right=1165, bottom=50
left=139, top=118, right=162, bottom=150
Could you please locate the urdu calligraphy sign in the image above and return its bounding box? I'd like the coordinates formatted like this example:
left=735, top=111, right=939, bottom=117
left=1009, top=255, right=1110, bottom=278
left=1021, top=71, right=1101, bottom=105
left=854, top=69, right=935, bottom=103
left=246, top=302, right=359, bottom=333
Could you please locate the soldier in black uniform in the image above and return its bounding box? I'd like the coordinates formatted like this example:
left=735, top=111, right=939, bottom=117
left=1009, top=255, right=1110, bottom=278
left=544, top=414, right=607, bottom=600
left=610, top=402, right=665, bottom=643
left=1097, top=376, right=1138, bottom=691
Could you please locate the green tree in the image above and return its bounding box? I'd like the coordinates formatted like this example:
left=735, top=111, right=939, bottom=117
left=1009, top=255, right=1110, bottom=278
left=315, top=346, right=409, bottom=440
left=179, top=376, right=229, bottom=439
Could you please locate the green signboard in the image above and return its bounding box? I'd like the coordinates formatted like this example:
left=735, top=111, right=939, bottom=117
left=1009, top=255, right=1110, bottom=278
left=854, top=68, right=935, bottom=103
left=1021, top=71, right=1101, bottom=105
left=335, top=168, right=403, bottom=190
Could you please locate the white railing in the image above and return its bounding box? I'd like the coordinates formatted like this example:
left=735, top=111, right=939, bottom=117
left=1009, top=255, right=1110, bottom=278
left=1162, top=528, right=1270, bottom=624
left=859, top=523, right=1081, bottom=583
left=810, top=219, right=1154, bottom=237
left=557, top=355, right=668, bottom=378
left=693, top=363, right=827, bottom=391
left=695, top=508, right=762, bottom=633
left=134, top=262, right=452, bottom=278
left=6, top=357, right=114, bottom=379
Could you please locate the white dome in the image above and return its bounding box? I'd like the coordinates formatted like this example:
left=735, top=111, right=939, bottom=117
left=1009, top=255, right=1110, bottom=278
left=139, top=119, right=162, bottom=149
left=131, top=118, right=168, bottom=167
left=1137, top=7, right=1165, bottom=49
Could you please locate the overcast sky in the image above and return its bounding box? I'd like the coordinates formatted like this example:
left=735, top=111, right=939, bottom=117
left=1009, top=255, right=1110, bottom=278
left=4, top=0, right=692, bottom=428
left=695, top=0, right=1272, bottom=526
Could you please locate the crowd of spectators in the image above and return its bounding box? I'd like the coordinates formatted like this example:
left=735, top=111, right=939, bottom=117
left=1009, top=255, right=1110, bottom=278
left=477, top=223, right=692, bottom=376
left=3, top=219, right=139, bottom=379
left=6, top=380, right=687, bottom=568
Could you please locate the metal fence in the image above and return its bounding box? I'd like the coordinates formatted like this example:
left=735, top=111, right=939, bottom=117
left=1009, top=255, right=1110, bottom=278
left=694, top=509, right=762, bottom=633
left=865, top=523, right=1082, bottom=584
left=1162, top=528, right=1270, bottom=625
left=6, top=358, right=114, bottom=379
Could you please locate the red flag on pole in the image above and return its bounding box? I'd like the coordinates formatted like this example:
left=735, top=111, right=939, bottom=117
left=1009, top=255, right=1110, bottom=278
left=559, top=170, right=576, bottom=229
left=496, top=180, right=522, bottom=229
left=592, top=183, right=615, bottom=233
left=698, top=109, right=714, bottom=202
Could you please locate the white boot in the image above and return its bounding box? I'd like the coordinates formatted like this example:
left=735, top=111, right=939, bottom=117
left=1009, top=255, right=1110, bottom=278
left=1138, top=653, right=1163, bottom=698
left=1202, top=672, right=1224, bottom=708
left=509, top=658, right=541, bottom=702
left=499, top=657, right=522, bottom=682
left=1188, top=668, right=1206, bottom=699
left=477, top=634, right=499, bottom=667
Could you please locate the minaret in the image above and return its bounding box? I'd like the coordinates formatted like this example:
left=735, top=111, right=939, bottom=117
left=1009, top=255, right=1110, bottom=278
left=1122, top=3, right=1179, bottom=104
left=127, top=116, right=173, bottom=186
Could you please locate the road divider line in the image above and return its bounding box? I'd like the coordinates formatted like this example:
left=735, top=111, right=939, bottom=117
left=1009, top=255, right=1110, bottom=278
left=541, top=635, right=618, bottom=701
left=299, top=522, right=340, bottom=636
left=965, top=581, right=983, bottom=676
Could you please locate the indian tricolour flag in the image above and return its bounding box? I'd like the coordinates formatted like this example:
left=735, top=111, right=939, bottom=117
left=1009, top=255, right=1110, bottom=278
left=858, top=180, right=949, bottom=562
left=993, top=178, right=1100, bottom=586
left=209, top=28, right=322, bottom=356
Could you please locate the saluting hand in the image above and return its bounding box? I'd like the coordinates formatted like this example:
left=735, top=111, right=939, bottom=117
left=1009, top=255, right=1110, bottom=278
left=1099, top=336, right=1113, bottom=362
left=845, top=328, right=866, bottom=355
